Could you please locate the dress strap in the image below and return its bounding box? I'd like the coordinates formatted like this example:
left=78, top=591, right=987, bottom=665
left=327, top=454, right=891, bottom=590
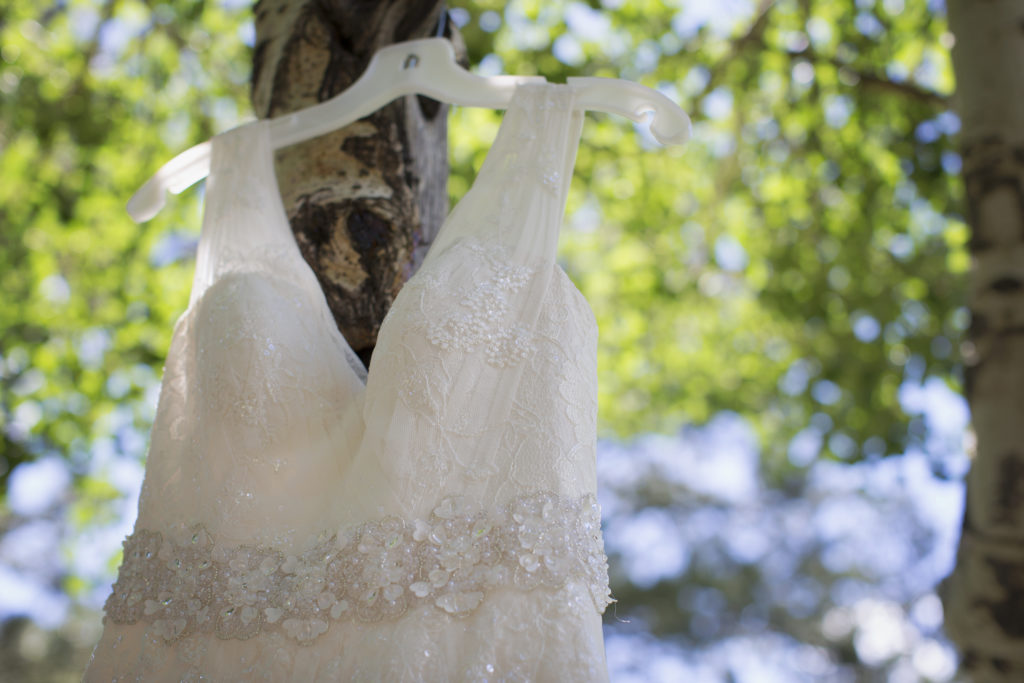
left=425, top=82, right=585, bottom=267
left=190, top=120, right=300, bottom=307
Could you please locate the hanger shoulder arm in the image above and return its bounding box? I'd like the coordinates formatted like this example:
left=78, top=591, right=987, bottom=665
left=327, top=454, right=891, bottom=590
left=568, top=77, right=692, bottom=146
left=128, top=39, right=693, bottom=221
left=269, top=38, right=544, bottom=149
left=127, top=140, right=213, bottom=223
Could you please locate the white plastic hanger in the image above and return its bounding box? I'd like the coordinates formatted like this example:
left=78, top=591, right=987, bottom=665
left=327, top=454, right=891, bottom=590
left=128, top=37, right=692, bottom=223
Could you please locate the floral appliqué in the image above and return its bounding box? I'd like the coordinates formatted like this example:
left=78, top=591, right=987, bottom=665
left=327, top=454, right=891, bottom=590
left=423, top=243, right=538, bottom=368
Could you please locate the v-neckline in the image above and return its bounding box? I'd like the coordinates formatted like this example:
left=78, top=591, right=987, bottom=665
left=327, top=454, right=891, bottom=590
left=251, top=82, right=559, bottom=387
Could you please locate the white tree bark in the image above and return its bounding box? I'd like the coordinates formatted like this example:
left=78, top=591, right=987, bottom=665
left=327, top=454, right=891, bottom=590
left=943, top=1, right=1024, bottom=680
left=250, top=0, right=458, bottom=365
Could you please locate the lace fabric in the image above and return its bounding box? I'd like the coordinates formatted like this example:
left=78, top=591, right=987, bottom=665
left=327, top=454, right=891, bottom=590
left=86, top=83, right=610, bottom=682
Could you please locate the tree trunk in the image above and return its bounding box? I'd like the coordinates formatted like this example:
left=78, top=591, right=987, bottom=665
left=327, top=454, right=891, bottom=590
left=250, top=0, right=462, bottom=368
left=943, top=1, right=1024, bottom=680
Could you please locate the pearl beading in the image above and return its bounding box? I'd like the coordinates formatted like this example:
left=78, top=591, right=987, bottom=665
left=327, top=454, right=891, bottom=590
left=424, top=247, right=538, bottom=368
left=104, top=492, right=611, bottom=645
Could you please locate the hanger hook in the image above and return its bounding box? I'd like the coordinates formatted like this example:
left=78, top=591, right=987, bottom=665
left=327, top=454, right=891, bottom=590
left=403, top=53, right=420, bottom=70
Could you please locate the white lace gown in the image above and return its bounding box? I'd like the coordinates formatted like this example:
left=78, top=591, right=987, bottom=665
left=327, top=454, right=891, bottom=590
left=85, top=83, right=611, bottom=681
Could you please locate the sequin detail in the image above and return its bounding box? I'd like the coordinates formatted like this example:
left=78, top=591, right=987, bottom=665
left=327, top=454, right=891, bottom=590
left=424, top=244, right=537, bottom=368
left=104, top=493, right=611, bottom=644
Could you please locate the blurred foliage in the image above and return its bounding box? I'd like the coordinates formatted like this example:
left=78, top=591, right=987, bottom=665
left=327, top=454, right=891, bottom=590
left=0, top=0, right=252, bottom=486
left=595, top=411, right=965, bottom=680
left=0, top=612, right=100, bottom=682
left=0, top=0, right=965, bottom=680
left=450, top=0, right=964, bottom=471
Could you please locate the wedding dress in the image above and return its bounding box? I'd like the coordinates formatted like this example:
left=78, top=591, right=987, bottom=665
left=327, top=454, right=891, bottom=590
left=85, top=82, right=611, bottom=681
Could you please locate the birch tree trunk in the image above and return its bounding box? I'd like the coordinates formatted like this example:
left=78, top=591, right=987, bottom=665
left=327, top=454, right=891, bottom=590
left=249, top=0, right=461, bottom=368
left=943, top=1, right=1024, bottom=679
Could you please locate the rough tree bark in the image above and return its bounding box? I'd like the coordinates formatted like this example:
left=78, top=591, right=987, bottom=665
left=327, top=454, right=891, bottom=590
left=943, top=1, right=1024, bottom=680
left=250, top=0, right=462, bottom=368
